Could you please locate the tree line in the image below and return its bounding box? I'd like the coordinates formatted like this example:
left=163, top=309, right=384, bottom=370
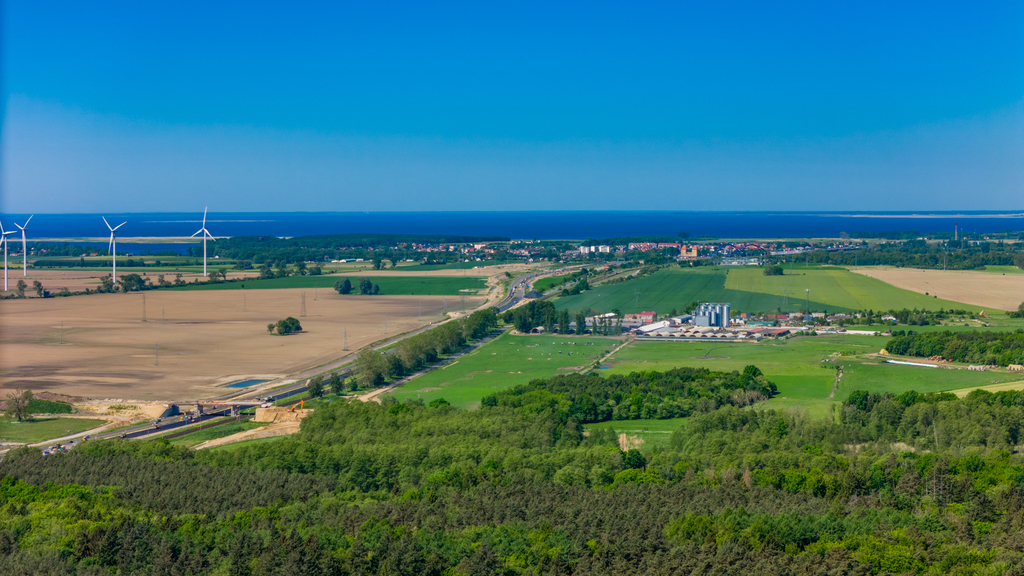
left=356, top=308, right=499, bottom=386
left=886, top=328, right=1024, bottom=366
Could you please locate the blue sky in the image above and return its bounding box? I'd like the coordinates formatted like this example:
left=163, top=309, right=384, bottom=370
left=2, top=1, right=1022, bottom=212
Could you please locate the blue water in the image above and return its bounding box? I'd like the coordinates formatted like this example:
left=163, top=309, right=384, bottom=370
left=227, top=379, right=266, bottom=388
left=3, top=211, right=1021, bottom=241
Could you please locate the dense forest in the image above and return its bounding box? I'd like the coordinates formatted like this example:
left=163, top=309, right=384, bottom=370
left=6, top=362, right=1024, bottom=573
left=483, top=366, right=778, bottom=422
left=886, top=330, right=1024, bottom=366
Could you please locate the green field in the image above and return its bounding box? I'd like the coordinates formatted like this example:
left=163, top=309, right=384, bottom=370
left=206, top=435, right=287, bottom=452
left=603, top=336, right=1024, bottom=419
left=389, top=333, right=620, bottom=408
left=554, top=266, right=980, bottom=315
left=584, top=417, right=687, bottom=449
left=165, top=275, right=487, bottom=294
left=0, top=418, right=107, bottom=443
left=170, top=420, right=270, bottom=447
left=396, top=260, right=516, bottom=271
left=533, top=274, right=574, bottom=292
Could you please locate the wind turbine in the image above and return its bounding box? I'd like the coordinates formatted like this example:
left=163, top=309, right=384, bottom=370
left=14, top=215, right=32, bottom=276
left=103, top=217, right=127, bottom=282
left=0, top=223, right=15, bottom=291
left=191, top=207, right=215, bottom=277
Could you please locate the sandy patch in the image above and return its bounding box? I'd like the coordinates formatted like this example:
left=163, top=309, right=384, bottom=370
left=618, top=433, right=645, bottom=451
left=852, top=267, right=1024, bottom=310
left=0, top=289, right=478, bottom=400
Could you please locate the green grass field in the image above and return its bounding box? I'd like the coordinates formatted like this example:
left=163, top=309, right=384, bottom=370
left=584, top=417, right=687, bottom=449
left=389, top=333, right=620, bottom=409
left=602, top=335, right=1024, bottom=419
left=170, top=420, right=270, bottom=447
left=397, top=260, right=516, bottom=271
left=164, top=275, right=487, bottom=294
left=206, top=436, right=287, bottom=452
left=554, top=266, right=980, bottom=315
left=533, top=274, right=574, bottom=292
left=0, top=418, right=107, bottom=443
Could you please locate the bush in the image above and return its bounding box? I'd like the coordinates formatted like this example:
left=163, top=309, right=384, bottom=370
left=271, top=317, right=302, bottom=335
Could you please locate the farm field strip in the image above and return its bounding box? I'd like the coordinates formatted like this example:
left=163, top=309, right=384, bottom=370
left=555, top=266, right=983, bottom=316
left=851, top=266, right=1024, bottom=311
left=166, top=275, right=488, bottom=294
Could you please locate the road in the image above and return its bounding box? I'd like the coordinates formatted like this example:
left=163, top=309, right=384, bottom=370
left=36, top=265, right=575, bottom=452
left=39, top=382, right=311, bottom=454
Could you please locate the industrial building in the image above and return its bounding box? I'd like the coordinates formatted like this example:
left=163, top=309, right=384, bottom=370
left=693, top=302, right=731, bottom=328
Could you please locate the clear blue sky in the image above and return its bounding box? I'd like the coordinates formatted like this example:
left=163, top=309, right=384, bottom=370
left=2, top=1, right=1022, bottom=212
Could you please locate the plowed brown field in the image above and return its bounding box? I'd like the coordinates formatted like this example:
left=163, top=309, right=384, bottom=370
left=0, top=289, right=477, bottom=400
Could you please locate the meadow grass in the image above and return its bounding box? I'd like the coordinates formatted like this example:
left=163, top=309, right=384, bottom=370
left=584, top=417, right=687, bottom=449
left=397, top=260, right=516, bottom=271
left=554, top=266, right=980, bottom=315
left=206, top=435, right=287, bottom=452
left=389, top=333, right=620, bottom=409
left=165, top=275, right=487, bottom=294
left=533, top=274, right=574, bottom=292
left=0, top=418, right=107, bottom=443
left=170, top=420, right=270, bottom=447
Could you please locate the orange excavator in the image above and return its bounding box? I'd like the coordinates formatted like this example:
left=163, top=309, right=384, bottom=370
left=287, top=400, right=304, bottom=412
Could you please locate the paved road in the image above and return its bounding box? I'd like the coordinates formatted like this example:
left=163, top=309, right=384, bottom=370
left=39, top=382, right=311, bottom=454
left=36, top=265, right=574, bottom=453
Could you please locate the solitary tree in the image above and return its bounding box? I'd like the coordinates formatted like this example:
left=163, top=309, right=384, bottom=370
left=358, top=277, right=373, bottom=295
left=5, top=389, right=33, bottom=422
left=16, top=279, right=26, bottom=298
left=335, top=278, right=352, bottom=294
left=328, top=372, right=342, bottom=395
left=33, top=280, right=47, bottom=298
left=267, top=323, right=276, bottom=335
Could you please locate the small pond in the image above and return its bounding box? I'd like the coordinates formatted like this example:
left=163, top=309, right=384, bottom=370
left=226, top=379, right=266, bottom=388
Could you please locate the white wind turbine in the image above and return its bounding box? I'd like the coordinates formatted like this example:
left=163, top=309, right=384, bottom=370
left=103, top=217, right=127, bottom=282
left=191, top=207, right=215, bottom=277
left=0, top=222, right=15, bottom=291
left=14, top=215, right=32, bottom=276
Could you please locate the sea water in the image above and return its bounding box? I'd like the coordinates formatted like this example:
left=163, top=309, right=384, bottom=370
left=4, top=211, right=1021, bottom=252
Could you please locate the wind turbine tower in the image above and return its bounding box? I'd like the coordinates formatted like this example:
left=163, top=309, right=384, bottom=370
left=0, top=223, right=15, bottom=291
left=191, top=207, right=216, bottom=276
left=103, top=217, right=127, bottom=282
left=14, top=215, right=32, bottom=276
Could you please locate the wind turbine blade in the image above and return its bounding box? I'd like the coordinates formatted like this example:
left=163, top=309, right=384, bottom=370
left=203, top=207, right=208, bottom=226
left=23, top=215, right=33, bottom=226
left=207, top=230, right=216, bottom=241
left=14, top=224, right=23, bottom=231
left=190, top=229, right=203, bottom=238
left=113, top=222, right=127, bottom=231
left=102, top=216, right=113, bottom=230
